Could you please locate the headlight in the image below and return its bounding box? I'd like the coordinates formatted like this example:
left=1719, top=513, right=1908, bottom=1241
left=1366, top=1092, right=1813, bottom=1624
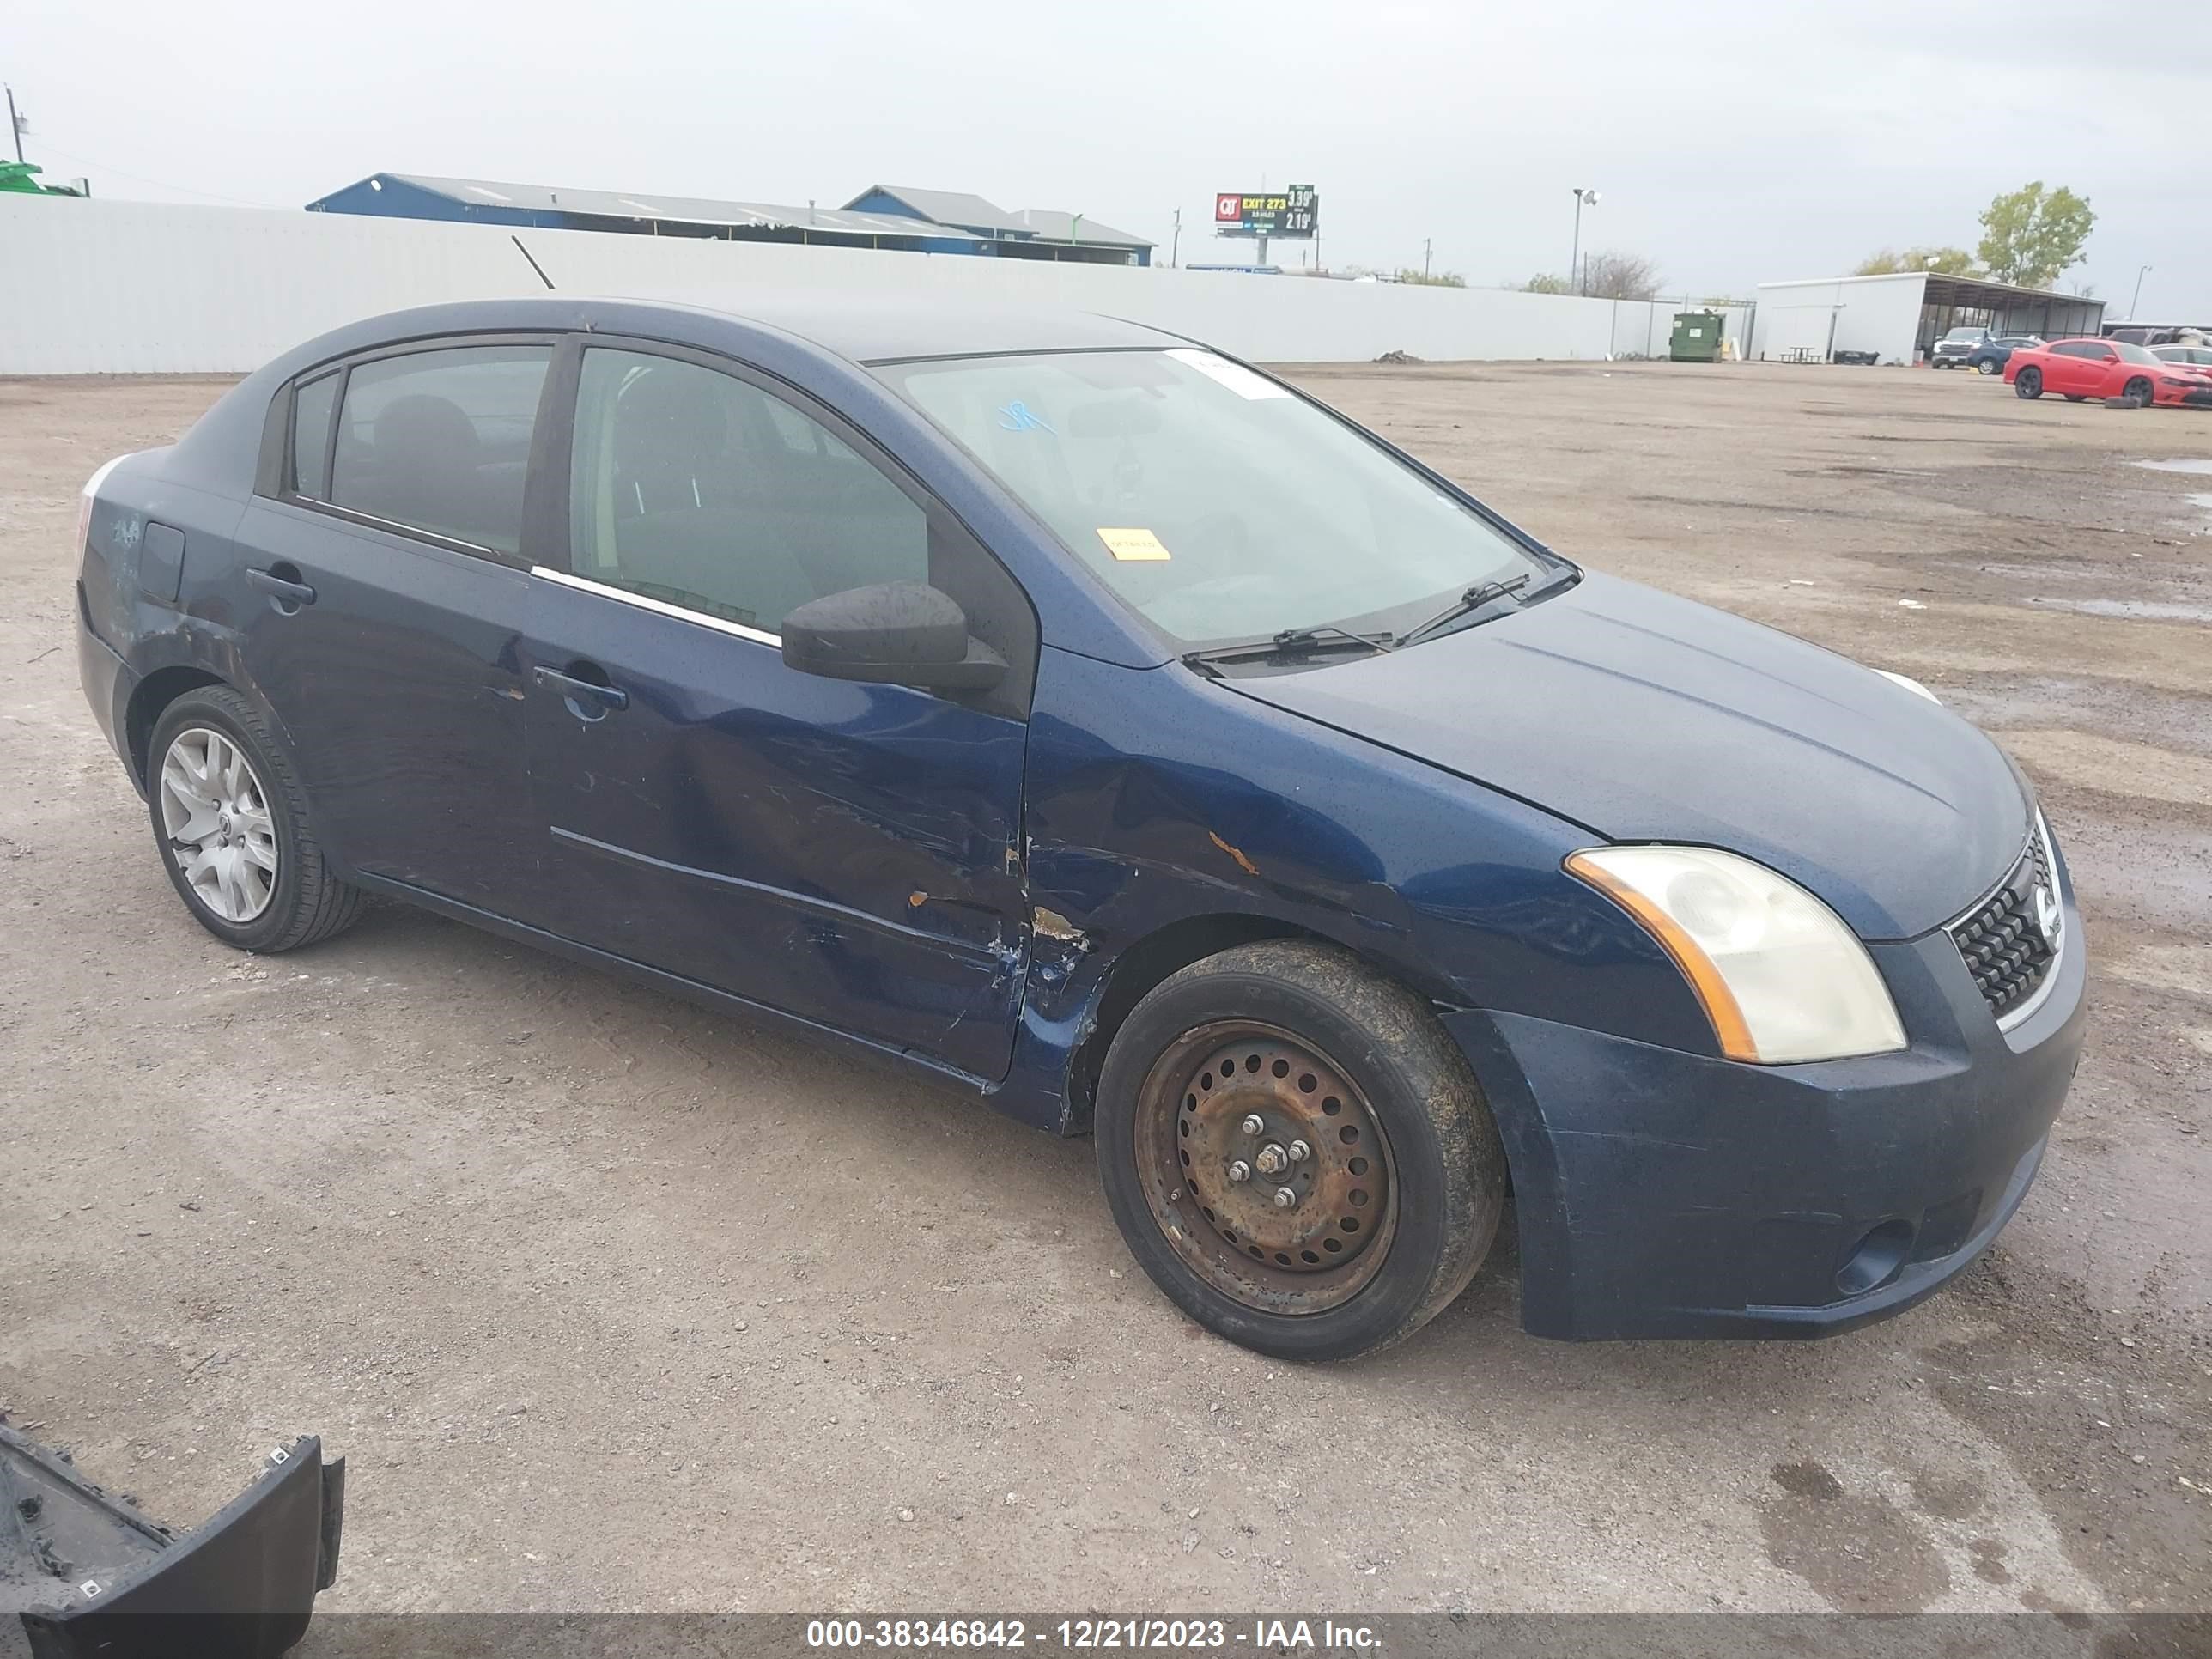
left=1566, top=846, right=1908, bottom=1064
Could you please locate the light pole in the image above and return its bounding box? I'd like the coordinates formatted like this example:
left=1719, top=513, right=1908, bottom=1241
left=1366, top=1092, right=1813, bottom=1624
left=1570, top=187, right=1600, bottom=295
left=2130, top=264, right=2152, bottom=318
left=1424, top=237, right=1432, bottom=279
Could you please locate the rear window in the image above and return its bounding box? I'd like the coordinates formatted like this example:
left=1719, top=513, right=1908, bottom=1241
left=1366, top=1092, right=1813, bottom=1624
left=328, top=344, right=552, bottom=555
left=289, top=371, right=340, bottom=497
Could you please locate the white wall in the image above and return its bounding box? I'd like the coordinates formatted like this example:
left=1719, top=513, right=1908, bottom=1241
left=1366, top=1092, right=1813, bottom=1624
left=1750, top=274, right=1927, bottom=364
left=2, top=197, right=1748, bottom=374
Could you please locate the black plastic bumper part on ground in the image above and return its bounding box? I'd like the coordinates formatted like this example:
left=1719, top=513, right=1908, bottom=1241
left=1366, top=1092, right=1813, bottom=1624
left=1444, top=898, right=2087, bottom=1340
left=3, top=1423, right=343, bottom=1659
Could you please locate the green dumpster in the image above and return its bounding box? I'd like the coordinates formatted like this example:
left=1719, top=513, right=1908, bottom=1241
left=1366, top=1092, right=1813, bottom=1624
left=1669, top=311, right=1723, bottom=362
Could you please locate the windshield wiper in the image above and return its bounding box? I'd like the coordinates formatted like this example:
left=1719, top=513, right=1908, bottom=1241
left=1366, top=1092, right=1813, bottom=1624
left=1182, top=624, right=1396, bottom=672
left=1395, top=574, right=1534, bottom=647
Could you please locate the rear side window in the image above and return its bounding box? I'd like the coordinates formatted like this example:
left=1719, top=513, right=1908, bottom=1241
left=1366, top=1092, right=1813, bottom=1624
left=290, top=371, right=340, bottom=497
left=568, top=348, right=927, bottom=635
left=329, top=345, right=552, bottom=555
left=2052, top=343, right=2101, bottom=359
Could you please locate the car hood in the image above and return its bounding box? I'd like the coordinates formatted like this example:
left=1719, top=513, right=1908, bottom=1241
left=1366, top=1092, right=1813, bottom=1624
left=1227, top=573, right=2028, bottom=939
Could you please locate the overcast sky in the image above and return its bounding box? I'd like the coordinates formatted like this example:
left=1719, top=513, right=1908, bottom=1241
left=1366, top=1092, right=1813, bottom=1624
left=9, top=0, right=2209, bottom=314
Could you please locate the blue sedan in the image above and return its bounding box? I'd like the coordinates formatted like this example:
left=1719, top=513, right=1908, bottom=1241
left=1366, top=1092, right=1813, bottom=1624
left=73, top=296, right=2085, bottom=1358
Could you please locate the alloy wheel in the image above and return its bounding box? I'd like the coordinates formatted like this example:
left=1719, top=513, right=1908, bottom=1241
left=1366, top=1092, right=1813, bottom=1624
left=1133, top=1020, right=1399, bottom=1315
left=159, top=726, right=277, bottom=923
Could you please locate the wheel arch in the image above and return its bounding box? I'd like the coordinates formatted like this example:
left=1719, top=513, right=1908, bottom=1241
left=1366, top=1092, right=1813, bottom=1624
left=125, top=666, right=228, bottom=791
left=1061, top=912, right=1462, bottom=1137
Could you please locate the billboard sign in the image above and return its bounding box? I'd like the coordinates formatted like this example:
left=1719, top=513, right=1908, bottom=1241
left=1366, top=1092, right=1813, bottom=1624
left=1213, top=185, right=1318, bottom=239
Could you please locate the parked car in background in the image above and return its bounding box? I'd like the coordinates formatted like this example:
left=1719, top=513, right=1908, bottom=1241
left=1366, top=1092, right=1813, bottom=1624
left=2006, top=337, right=2212, bottom=407
left=1961, top=335, right=2042, bottom=375
left=76, top=296, right=2087, bottom=1358
left=2152, top=343, right=2212, bottom=370
left=1929, top=326, right=1992, bottom=368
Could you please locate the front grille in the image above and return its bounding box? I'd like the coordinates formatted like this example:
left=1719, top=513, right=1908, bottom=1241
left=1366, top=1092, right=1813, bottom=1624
left=1946, top=827, right=2060, bottom=1020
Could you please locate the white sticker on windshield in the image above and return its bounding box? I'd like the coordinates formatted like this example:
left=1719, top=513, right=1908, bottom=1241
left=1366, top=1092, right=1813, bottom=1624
left=1167, top=348, right=1291, bottom=401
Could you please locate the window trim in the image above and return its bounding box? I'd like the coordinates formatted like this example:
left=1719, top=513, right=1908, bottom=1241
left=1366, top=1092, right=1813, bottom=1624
left=529, top=562, right=782, bottom=649
left=263, top=331, right=564, bottom=568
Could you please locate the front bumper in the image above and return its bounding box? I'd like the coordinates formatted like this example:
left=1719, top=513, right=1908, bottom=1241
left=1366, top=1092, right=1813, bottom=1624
left=2160, top=385, right=2212, bottom=408
left=1443, top=887, right=2087, bottom=1340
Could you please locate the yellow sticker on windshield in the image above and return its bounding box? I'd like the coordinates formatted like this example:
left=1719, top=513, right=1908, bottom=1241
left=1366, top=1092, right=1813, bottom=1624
left=1098, top=527, right=1171, bottom=562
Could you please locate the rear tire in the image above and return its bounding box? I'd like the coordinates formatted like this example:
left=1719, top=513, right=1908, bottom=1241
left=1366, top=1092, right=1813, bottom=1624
left=2014, top=368, right=2042, bottom=398
left=1095, top=940, right=1506, bottom=1360
left=147, top=687, right=368, bottom=953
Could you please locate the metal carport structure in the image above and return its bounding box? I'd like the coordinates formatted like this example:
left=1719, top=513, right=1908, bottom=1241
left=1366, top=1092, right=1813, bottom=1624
left=1753, top=272, right=2106, bottom=365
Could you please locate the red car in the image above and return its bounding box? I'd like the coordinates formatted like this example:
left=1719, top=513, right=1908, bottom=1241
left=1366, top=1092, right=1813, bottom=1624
left=2003, top=337, right=2212, bottom=408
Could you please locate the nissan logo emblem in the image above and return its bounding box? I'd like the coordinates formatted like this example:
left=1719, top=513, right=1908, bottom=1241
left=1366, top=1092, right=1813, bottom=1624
left=2032, top=882, right=2062, bottom=949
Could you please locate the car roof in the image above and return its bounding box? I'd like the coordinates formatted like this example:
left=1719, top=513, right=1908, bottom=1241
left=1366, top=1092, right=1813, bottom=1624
left=629, top=290, right=1183, bottom=363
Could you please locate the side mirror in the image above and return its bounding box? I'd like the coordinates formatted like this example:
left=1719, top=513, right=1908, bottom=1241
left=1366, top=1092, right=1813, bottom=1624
left=781, top=581, right=1006, bottom=691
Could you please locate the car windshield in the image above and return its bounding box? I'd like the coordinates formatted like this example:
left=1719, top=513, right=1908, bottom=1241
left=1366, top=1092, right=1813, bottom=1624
left=2115, top=341, right=2163, bottom=366
left=877, top=349, right=1556, bottom=650
left=1942, top=328, right=1984, bottom=343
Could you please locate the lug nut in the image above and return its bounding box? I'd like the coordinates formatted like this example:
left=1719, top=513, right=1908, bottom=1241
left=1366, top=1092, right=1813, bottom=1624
left=1272, top=1186, right=1298, bottom=1209
left=1225, top=1159, right=1251, bottom=1184
left=1287, top=1139, right=1311, bottom=1164
left=1240, top=1114, right=1266, bottom=1137
left=1254, top=1142, right=1289, bottom=1176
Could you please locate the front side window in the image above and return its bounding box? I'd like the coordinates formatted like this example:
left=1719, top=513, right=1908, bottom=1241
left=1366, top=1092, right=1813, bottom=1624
left=2112, top=342, right=2163, bottom=367
left=329, top=344, right=551, bottom=555
left=568, top=349, right=927, bottom=635
left=878, top=349, right=1556, bottom=649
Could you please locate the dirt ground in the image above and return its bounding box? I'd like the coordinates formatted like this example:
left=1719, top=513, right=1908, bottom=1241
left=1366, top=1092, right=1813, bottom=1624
left=0, top=360, right=2205, bottom=1619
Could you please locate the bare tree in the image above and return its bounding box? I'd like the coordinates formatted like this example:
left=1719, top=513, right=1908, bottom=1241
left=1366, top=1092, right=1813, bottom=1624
left=1577, top=251, right=1662, bottom=301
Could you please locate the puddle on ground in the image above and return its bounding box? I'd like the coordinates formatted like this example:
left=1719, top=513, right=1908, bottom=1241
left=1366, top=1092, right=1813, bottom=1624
left=2026, top=597, right=2212, bottom=623
left=2132, top=458, right=2212, bottom=476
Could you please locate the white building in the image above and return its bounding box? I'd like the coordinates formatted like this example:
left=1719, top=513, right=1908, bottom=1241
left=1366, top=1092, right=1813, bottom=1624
left=1750, top=271, right=2106, bottom=365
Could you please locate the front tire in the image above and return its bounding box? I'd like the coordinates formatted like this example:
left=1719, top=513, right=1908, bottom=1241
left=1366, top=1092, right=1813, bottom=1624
left=2123, top=377, right=2154, bottom=409
left=1977, top=357, right=2001, bottom=375
left=1096, top=941, right=1506, bottom=1360
left=147, top=687, right=368, bottom=952
left=2014, top=368, right=2043, bottom=398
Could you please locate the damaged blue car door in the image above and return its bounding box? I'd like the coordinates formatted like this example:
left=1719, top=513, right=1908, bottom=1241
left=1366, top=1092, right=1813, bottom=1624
left=520, top=340, right=1031, bottom=1080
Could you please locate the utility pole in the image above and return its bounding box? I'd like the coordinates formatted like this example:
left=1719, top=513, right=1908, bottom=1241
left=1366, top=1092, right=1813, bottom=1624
left=1424, top=238, right=1432, bottom=278
left=5, top=86, right=24, bottom=165
left=1170, top=206, right=1181, bottom=268
left=1570, top=186, right=1600, bottom=295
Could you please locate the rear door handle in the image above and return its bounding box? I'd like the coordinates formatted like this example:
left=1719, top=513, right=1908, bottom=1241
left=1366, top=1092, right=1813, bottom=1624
left=246, top=565, right=317, bottom=608
left=532, top=664, right=629, bottom=717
